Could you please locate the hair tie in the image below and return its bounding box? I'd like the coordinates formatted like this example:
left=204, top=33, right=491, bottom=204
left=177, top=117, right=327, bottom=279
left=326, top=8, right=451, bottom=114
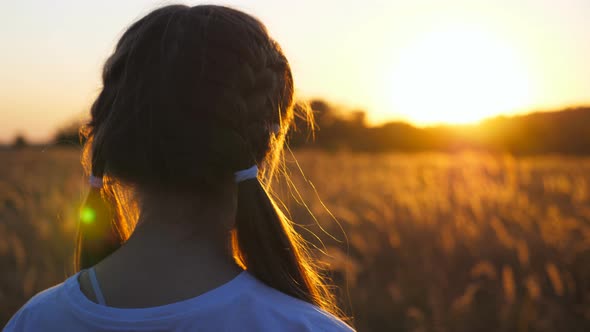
left=89, top=175, right=103, bottom=188
left=271, top=123, right=281, bottom=135
left=234, top=165, right=258, bottom=183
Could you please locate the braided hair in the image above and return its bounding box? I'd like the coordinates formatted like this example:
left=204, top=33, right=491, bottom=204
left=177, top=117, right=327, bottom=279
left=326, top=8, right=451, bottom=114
left=76, top=4, right=342, bottom=318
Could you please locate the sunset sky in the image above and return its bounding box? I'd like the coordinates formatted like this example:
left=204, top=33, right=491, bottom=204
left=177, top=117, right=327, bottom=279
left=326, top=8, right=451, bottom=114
left=1, top=0, right=589, bottom=142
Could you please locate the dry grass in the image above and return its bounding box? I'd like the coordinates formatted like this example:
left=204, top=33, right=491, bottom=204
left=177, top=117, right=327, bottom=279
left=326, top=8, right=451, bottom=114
left=0, top=149, right=83, bottom=320
left=1, top=148, right=589, bottom=331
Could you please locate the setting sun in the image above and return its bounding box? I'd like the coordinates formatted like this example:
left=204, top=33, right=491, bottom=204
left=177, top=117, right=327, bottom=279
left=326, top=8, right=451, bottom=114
left=388, top=24, right=535, bottom=125
left=1, top=1, right=589, bottom=142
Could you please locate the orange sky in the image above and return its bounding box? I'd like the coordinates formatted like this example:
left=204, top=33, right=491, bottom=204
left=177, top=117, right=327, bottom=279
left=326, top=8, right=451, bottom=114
left=1, top=0, right=589, bottom=142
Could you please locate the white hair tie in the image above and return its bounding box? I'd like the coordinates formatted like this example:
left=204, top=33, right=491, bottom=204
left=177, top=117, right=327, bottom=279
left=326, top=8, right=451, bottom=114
left=89, top=175, right=103, bottom=188
left=234, top=165, right=258, bottom=183
left=271, top=123, right=281, bottom=135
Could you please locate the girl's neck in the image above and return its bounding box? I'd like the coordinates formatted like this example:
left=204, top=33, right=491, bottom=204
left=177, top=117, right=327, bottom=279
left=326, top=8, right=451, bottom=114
left=83, top=205, right=242, bottom=308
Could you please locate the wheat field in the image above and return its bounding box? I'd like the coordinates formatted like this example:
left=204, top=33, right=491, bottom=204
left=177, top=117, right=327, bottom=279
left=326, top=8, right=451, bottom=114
left=1, top=148, right=589, bottom=331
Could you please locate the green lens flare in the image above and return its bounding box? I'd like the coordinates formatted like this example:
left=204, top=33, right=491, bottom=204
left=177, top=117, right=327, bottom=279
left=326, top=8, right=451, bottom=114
left=80, top=207, right=96, bottom=224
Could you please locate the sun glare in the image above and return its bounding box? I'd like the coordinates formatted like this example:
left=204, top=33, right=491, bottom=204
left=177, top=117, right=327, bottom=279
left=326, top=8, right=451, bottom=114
left=389, top=25, right=534, bottom=125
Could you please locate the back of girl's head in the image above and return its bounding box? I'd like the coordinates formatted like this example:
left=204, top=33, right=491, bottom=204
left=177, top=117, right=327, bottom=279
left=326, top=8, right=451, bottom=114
left=89, top=4, right=292, bottom=191
left=77, top=4, right=344, bottom=319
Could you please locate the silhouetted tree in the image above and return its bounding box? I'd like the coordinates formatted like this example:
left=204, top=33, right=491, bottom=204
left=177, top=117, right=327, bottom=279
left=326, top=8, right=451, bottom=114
left=310, top=99, right=336, bottom=128
left=53, top=121, right=84, bottom=147
left=12, top=134, right=28, bottom=149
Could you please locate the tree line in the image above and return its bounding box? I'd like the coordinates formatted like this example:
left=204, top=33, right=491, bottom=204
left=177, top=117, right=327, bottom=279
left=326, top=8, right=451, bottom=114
left=9, top=99, right=590, bottom=155
left=289, top=100, right=590, bottom=155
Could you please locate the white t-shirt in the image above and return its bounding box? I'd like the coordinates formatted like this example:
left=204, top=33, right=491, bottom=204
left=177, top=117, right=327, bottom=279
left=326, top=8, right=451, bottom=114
left=4, top=271, right=354, bottom=331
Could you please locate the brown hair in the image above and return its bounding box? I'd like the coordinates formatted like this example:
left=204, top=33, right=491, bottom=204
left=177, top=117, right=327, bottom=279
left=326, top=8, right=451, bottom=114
left=75, top=4, right=342, bottom=318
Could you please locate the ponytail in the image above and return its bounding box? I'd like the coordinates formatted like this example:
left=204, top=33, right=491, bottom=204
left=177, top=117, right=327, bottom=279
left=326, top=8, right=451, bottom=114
left=75, top=185, right=121, bottom=270
left=233, top=177, right=340, bottom=315
left=74, top=142, right=125, bottom=271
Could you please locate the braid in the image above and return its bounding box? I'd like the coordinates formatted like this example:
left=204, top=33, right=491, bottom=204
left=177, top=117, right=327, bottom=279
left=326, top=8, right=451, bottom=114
left=225, top=47, right=291, bottom=167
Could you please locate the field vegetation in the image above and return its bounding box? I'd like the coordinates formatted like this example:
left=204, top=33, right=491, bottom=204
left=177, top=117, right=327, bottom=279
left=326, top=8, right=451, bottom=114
left=1, top=148, right=589, bottom=331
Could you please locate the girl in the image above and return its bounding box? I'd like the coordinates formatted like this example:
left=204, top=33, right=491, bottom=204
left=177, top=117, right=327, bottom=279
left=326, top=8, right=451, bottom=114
left=5, top=4, right=353, bottom=331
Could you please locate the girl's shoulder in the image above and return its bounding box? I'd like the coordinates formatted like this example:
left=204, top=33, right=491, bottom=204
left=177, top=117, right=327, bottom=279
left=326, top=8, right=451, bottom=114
left=4, top=281, right=68, bottom=331
left=4, top=271, right=355, bottom=332
left=235, top=272, right=355, bottom=331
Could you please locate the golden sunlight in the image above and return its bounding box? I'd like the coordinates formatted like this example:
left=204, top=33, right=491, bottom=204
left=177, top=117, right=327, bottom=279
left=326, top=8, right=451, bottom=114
left=388, top=24, right=535, bottom=125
